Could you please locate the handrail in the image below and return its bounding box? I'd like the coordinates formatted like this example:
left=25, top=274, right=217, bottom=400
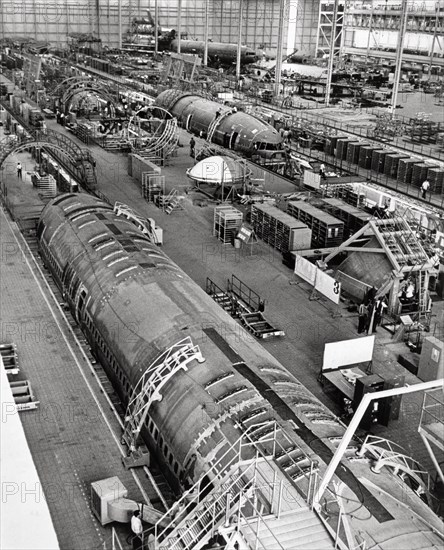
left=152, top=420, right=318, bottom=548
left=236, top=503, right=287, bottom=550
left=155, top=461, right=258, bottom=549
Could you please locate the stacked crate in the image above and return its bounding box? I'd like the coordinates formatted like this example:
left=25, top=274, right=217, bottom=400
left=371, top=149, right=390, bottom=174
left=335, top=138, right=350, bottom=160
left=411, top=163, right=433, bottom=188
left=428, top=167, right=444, bottom=194
left=287, top=200, right=344, bottom=248
left=75, top=122, right=94, bottom=144
left=359, top=145, right=378, bottom=169
left=321, top=198, right=370, bottom=235
left=325, top=134, right=341, bottom=156
left=347, top=142, right=365, bottom=165
left=397, top=158, right=418, bottom=184
left=251, top=204, right=311, bottom=253
left=384, top=153, right=409, bottom=179
left=336, top=185, right=362, bottom=207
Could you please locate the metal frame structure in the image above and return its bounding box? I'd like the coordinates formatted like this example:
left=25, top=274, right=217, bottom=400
left=356, top=435, right=434, bottom=504
left=160, top=53, right=201, bottom=88
left=390, top=0, right=409, bottom=116
left=122, top=337, right=205, bottom=453
left=152, top=421, right=322, bottom=550
left=56, top=77, right=119, bottom=116
left=342, top=0, right=444, bottom=70
left=0, top=126, right=97, bottom=189
left=418, top=388, right=444, bottom=486
left=324, top=216, right=435, bottom=317
left=113, top=201, right=160, bottom=245
left=316, top=0, right=346, bottom=58
left=313, top=379, right=443, bottom=505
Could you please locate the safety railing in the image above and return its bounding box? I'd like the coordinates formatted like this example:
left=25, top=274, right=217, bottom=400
left=229, top=274, right=261, bottom=313
left=357, top=435, right=434, bottom=503
left=419, top=389, right=444, bottom=432
left=151, top=420, right=318, bottom=549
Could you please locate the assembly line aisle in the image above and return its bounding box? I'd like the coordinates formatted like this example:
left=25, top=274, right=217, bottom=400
left=41, top=116, right=440, bottom=477
left=0, top=202, right=142, bottom=549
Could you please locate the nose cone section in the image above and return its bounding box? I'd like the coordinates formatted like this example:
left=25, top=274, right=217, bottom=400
left=245, top=48, right=258, bottom=64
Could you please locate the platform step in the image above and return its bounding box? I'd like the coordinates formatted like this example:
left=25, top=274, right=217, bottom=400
left=241, top=508, right=334, bottom=550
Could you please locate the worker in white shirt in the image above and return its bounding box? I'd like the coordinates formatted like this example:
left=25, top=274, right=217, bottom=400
left=131, top=510, right=143, bottom=549
left=421, top=179, right=430, bottom=200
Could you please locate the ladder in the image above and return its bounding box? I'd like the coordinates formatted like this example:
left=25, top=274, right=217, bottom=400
left=206, top=109, right=231, bottom=143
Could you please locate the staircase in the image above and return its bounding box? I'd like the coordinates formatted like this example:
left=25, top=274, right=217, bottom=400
left=240, top=508, right=335, bottom=550
left=151, top=423, right=327, bottom=550
left=162, top=189, right=184, bottom=215
left=213, top=291, right=236, bottom=314
left=82, top=161, right=97, bottom=189
left=155, top=468, right=253, bottom=550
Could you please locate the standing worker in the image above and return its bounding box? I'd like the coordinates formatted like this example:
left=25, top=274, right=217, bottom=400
left=421, top=179, right=430, bottom=200
left=189, top=136, right=196, bottom=158
left=131, top=510, right=143, bottom=550
left=357, top=302, right=368, bottom=334
left=16, top=162, right=22, bottom=179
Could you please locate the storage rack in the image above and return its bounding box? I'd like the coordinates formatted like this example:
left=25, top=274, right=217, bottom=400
left=410, top=120, right=443, bottom=144
left=320, top=197, right=370, bottom=236
left=428, top=167, right=444, bottom=194
left=384, top=153, right=409, bottom=179
left=347, top=142, right=366, bottom=165
left=411, top=163, right=439, bottom=188
left=142, top=175, right=163, bottom=202
left=325, top=134, right=344, bottom=156
left=371, top=149, right=390, bottom=174
left=287, top=200, right=344, bottom=248
left=334, top=185, right=363, bottom=207
left=359, top=146, right=379, bottom=170
left=75, top=122, right=93, bottom=145
left=397, top=158, right=418, bottom=184
left=335, top=138, right=351, bottom=160
left=250, top=203, right=311, bottom=253
left=213, top=205, right=243, bottom=244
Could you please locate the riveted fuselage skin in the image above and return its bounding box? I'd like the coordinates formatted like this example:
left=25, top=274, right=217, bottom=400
left=155, top=89, right=283, bottom=159
left=38, top=194, right=344, bottom=493
left=169, top=40, right=258, bottom=66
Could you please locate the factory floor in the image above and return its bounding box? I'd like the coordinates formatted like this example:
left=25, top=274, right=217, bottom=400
left=0, top=190, right=148, bottom=549
left=33, top=115, right=443, bottom=480
left=2, top=115, right=442, bottom=550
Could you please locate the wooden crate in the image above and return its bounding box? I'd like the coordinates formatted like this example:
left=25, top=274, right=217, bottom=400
left=287, top=200, right=344, bottom=248
left=251, top=204, right=311, bottom=253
